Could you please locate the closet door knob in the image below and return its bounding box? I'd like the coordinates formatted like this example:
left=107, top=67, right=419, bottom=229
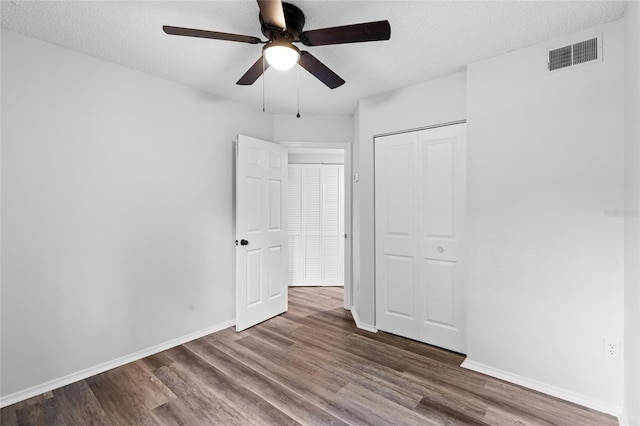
left=437, top=246, right=444, bottom=253
left=240, top=239, right=249, bottom=246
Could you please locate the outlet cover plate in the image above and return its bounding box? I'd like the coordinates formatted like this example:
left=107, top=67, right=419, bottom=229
left=604, top=339, right=621, bottom=360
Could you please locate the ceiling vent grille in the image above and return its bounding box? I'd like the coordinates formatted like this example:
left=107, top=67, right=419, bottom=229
left=548, top=34, right=601, bottom=72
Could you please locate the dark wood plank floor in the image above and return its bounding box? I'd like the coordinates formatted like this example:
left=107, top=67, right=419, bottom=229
left=1, top=287, right=618, bottom=425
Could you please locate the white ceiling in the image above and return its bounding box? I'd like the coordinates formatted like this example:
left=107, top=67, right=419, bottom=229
left=1, top=1, right=627, bottom=116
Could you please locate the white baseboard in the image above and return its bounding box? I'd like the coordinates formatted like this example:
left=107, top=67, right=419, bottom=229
left=461, top=359, right=622, bottom=418
left=350, top=307, right=377, bottom=333
left=0, top=319, right=235, bottom=408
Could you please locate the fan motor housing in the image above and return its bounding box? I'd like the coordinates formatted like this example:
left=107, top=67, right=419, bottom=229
left=260, top=2, right=305, bottom=40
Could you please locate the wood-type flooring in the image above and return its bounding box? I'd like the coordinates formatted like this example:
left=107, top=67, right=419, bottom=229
left=1, top=286, right=618, bottom=425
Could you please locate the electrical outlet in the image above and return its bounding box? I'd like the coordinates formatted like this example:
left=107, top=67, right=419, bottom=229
left=604, top=339, right=621, bottom=359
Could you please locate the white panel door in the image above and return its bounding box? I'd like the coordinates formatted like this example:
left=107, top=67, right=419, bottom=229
left=418, top=124, right=467, bottom=353
left=236, top=135, right=288, bottom=331
left=375, top=131, right=420, bottom=340
left=375, top=124, right=466, bottom=353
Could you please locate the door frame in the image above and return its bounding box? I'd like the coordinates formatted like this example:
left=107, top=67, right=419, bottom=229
left=281, top=141, right=352, bottom=310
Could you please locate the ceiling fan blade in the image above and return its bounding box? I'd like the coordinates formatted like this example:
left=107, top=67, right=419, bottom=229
left=257, top=0, right=287, bottom=31
left=298, top=51, right=345, bottom=89
left=236, top=56, right=269, bottom=86
left=299, top=20, right=391, bottom=46
left=163, top=25, right=261, bottom=44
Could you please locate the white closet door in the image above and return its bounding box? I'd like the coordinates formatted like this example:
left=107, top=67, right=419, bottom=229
left=288, top=165, right=304, bottom=285
left=418, top=125, right=467, bottom=353
left=375, top=124, right=466, bottom=353
left=322, top=165, right=344, bottom=286
left=303, top=165, right=323, bottom=284
left=288, top=164, right=344, bottom=287
left=375, top=131, right=420, bottom=339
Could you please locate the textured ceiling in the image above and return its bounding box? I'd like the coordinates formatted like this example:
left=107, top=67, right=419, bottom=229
left=1, top=1, right=627, bottom=116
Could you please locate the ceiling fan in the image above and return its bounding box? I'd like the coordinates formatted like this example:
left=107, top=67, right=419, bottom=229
left=163, top=0, right=391, bottom=89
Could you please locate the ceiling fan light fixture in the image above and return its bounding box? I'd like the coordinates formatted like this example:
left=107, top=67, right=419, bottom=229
left=164, top=0, right=391, bottom=89
left=264, top=41, right=300, bottom=70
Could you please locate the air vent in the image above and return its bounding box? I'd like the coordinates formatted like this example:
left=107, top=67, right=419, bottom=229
left=548, top=34, right=601, bottom=72
left=549, top=45, right=572, bottom=71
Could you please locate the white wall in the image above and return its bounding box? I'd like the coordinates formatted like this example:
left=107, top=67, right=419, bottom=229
left=288, top=151, right=344, bottom=164
left=624, top=2, right=640, bottom=425
left=352, top=72, right=467, bottom=326
left=273, top=114, right=353, bottom=143
left=0, top=30, right=273, bottom=400
left=465, top=20, right=624, bottom=413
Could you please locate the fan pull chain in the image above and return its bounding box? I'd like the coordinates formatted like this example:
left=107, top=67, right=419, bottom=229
left=262, top=56, right=266, bottom=113
left=296, top=66, right=301, bottom=118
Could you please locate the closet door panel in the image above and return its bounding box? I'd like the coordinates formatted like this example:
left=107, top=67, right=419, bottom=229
left=418, top=124, right=467, bottom=353
left=322, top=165, right=345, bottom=286
left=375, top=132, right=420, bottom=340
left=287, top=165, right=304, bottom=285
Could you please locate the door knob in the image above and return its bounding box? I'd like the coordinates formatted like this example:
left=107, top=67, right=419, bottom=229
left=437, top=246, right=444, bottom=253
left=240, top=239, right=249, bottom=246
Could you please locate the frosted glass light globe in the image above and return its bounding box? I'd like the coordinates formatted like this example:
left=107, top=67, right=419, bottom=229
left=264, top=43, right=300, bottom=70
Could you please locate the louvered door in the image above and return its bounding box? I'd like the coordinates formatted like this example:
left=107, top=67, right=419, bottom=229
left=288, top=164, right=344, bottom=286
left=322, top=165, right=344, bottom=286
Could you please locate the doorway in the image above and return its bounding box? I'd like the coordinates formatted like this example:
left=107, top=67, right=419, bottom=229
left=281, top=142, right=352, bottom=310
left=288, top=162, right=344, bottom=287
